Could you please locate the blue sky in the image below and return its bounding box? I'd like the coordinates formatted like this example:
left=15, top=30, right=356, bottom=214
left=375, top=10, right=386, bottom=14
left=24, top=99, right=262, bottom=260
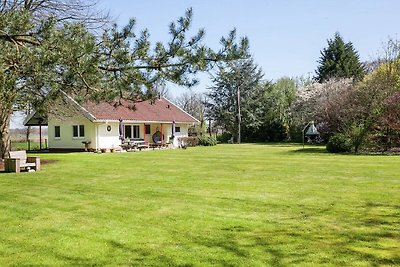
left=99, top=0, right=399, bottom=93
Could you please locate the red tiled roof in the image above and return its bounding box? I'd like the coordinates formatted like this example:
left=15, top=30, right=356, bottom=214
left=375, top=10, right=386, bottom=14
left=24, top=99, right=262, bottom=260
left=82, top=98, right=198, bottom=123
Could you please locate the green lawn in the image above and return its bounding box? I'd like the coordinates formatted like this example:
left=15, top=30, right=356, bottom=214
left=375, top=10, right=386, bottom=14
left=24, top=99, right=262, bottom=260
left=0, top=144, right=399, bottom=266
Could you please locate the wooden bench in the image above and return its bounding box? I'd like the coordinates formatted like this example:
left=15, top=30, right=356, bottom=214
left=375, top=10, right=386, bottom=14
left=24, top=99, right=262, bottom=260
left=5, top=151, right=41, bottom=173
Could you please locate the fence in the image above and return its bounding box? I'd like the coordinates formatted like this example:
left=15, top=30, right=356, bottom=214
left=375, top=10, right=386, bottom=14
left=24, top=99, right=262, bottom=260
left=10, top=139, right=48, bottom=151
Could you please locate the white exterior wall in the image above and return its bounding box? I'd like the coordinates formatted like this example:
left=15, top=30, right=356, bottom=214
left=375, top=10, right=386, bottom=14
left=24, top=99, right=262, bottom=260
left=95, top=122, right=121, bottom=150
left=48, top=116, right=95, bottom=150
left=49, top=115, right=192, bottom=150
left=172, top=123, right=188, bottom=147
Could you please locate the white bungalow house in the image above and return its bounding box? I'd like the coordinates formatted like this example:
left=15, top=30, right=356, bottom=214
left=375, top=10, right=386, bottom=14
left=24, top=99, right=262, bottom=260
left=24, top=94, right=199, bottom=151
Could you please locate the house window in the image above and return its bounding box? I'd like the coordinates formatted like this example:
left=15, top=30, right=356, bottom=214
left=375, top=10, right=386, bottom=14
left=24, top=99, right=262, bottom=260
left=73, top=125, right=85, bottom=138
left=124, top=125, right=132, bottom=139
left=175, top=126, right=181, bottom=133
left=54, top=126, right=61, bottom=139
left=133, top=125, right=140, bottom=138
left=79, top=125, right=85, bottom=137
left=124, top=125, right=140, bottom=139
left=145, top=125, right=151, bottom=134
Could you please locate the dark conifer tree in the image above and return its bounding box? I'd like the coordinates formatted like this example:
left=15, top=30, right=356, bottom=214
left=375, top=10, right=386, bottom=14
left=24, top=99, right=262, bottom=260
left=206, top=58, right=264, bottom=143
left=315, top=33, right=365, bottom=82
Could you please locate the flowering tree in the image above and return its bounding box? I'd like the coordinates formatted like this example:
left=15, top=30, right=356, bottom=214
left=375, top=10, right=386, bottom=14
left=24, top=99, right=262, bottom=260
left=291, top=78, right=355, bottom=140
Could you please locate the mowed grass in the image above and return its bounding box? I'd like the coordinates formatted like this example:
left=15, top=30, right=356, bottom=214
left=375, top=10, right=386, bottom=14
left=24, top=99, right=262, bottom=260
left=0, top=144, right=399, bottom=266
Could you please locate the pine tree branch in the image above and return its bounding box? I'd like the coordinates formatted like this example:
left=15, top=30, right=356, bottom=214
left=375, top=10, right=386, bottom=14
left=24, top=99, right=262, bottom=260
left=0, top=32, right=40, bottom=46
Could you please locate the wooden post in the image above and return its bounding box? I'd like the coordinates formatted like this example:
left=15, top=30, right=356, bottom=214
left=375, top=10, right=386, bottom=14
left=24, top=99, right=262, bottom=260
left=39, top=124, right=42, bottom=150
left=237, top=86, right=241, bottom=144
left=161, top=123, right=163, bottom=143
left=143, top=124, right=145, bottom=142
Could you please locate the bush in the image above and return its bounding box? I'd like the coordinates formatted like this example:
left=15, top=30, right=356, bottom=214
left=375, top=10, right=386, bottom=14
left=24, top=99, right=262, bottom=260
left=326, top=133, right=352, bottom=153
left=216, top=132, right=232, bottom=143
left=177, top=136, right=217, bottom=147
left=177, top=137, right=198, bottom=147
left=198, top=135, right=217, bottom=146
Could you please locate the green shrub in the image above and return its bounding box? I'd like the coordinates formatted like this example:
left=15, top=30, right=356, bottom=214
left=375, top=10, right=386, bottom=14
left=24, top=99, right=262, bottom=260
left=326, top=133, right=352, bottom=153
left=216, top=132, right=232, bottom=143
left=198, top=135, right=217, bottom=146
left=177, top=137, right=198, bottom=147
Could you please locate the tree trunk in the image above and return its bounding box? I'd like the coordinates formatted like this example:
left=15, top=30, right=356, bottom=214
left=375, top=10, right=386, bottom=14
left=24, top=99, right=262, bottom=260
left=384, top=127, right=390, bottom=152
left=352, top=124, right=371, bottom=154
left=26, top=126, right=31, bottom=142
left=199, top=119, right=204, bottom=136
left=0, top=108, right=12, bottom=159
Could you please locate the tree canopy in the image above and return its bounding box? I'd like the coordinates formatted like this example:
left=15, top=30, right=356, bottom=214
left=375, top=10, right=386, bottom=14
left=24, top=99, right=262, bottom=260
left=206, top=58, right=264, bottom=143
left=315, top=33, right=365, bottom=83
left=0, top=2, right=249, bottom=158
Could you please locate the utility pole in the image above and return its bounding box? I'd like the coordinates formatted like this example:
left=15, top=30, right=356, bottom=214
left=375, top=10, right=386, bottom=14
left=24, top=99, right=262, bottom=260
left=237, top=85, right=241, bottom=144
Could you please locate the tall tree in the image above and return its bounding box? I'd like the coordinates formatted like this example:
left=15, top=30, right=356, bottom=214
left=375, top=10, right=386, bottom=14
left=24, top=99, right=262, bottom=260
left=345, top=59, right=400, bottom=153
left=175, top=90, right=207, bottom=134
left=206, top=58, right=264, bottom=143
left=315, top=32, right=365, bottom=82
left=262, top=77, right=297, bottom=141
left=291, top=78, right=355, bottom=141
left=0, top=0, right=109, bottom=27
left=95, top=10, right=249, bottom=102
left=0, top=11, right=100, bottom=158
left=0, top=6, right=249, bottom=158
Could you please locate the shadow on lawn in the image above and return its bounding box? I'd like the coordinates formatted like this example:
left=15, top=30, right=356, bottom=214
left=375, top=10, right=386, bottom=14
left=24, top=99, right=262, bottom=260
left=290, top=147, right=328, bottom=154
left=107, top=239, right=182, bottom=266
left=53, top=252, right=108, bottom=266
left=325, top=201, right=400, bottom=266
left=186, top=229, right=289, bottom=266
left=244, top=142, right=301, bottom=147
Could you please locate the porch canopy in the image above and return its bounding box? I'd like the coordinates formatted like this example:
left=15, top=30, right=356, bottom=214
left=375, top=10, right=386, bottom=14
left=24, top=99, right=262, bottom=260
left=23, top=112, right=48, bottom=150
left=24, top=112, right=48, bottom=127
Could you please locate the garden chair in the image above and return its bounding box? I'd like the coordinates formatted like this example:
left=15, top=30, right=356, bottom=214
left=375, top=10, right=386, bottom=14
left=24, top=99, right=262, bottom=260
left=5, top=150, right=41, bottom=173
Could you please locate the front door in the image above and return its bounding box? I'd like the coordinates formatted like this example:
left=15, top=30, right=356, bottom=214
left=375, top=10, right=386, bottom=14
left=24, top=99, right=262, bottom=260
left=144, top=124, right=151, bottom=142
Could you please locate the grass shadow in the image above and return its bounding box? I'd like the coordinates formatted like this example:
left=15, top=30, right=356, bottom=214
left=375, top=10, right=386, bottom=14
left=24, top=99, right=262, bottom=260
left=243, top=142, right=302, bottom=147
left=290, top=147, right=329, bottom=154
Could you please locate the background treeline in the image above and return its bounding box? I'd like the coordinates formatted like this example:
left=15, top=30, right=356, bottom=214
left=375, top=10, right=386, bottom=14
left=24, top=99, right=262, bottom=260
left=176, top=34, right=400, bottom=153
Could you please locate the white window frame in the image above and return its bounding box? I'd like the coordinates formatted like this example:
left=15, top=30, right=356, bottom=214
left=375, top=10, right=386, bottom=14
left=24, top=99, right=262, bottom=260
left=72, top=125, right=85, bottom=139
left=124, top=125, right=140, bottom=139
left=133, top=125, right=140, bottom=139
left=54, top=125, right=61, bottom=139
left=124, top=125, right=132, bottom=139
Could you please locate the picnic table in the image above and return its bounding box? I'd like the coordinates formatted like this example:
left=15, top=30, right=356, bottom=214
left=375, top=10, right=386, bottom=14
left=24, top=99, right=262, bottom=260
left=121, top=139, right=149, bottom=151
left=149, top=142, right=167, bottom=149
